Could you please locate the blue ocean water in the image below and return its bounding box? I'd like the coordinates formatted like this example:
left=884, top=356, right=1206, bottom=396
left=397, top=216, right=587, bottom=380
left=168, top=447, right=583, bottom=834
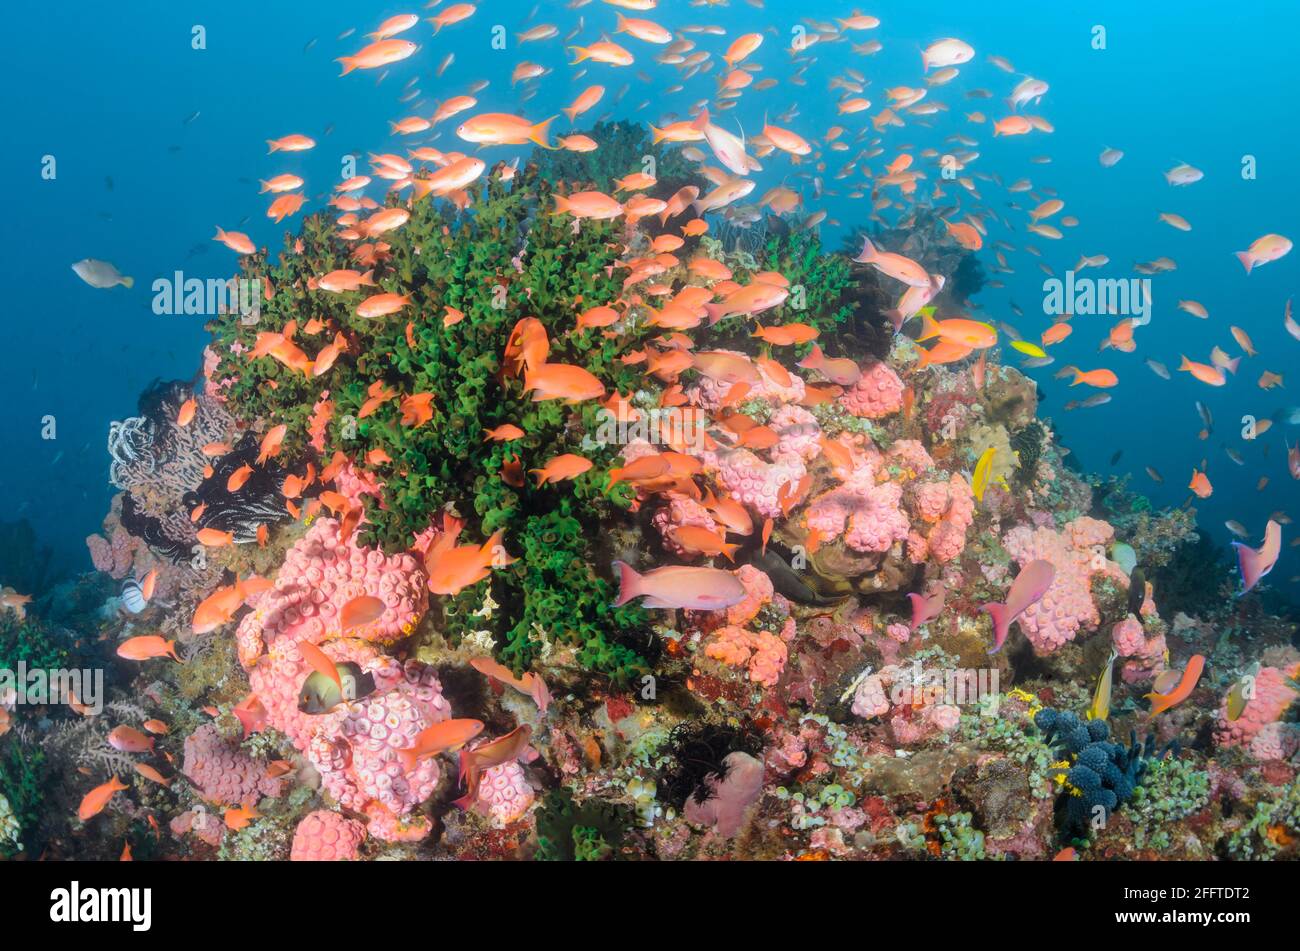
left=5, top=0, right=1297, bottom=600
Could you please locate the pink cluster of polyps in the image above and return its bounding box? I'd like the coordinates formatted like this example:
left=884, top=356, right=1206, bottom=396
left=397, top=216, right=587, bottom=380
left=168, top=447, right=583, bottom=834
left=850, top=664, right=960, bottom=744
left=709, top=447, right=806, bottom=520
left=704, top=625, right=789, bottom=687
left=182, top=723, right=285, bottom=808
left=651, top=495, right=718, bottom=556
left=838, top=361, right=904, bottom=419
left=246, top=631, right=450, bottom=840
left=768, top=404, right=822, bottom=463
left=727, top=564, right=773, bottom=625
left=885, top=438, right=934, bottom=474
left=1000, top=516, right=1128, bottom=653
left=170, top=806, right=225, bottom=847
left=236, top=520, right=458, bottom=842
left=307, top=661, right=449, bottom=826
left=1214, top=666, right=1300, bottom=759
left=235, top=516, right=427, bottom=667
left=290, top=809, right=367, bottom=861
left=332, top=461, right=384, bottom=508
left=1111, top=616, right=1167, bottom=684
left=906, top=473, right=974, bottom=564
left=473, top=760, right=536, bottom=827
left=806, top=465, right=909, bottom=555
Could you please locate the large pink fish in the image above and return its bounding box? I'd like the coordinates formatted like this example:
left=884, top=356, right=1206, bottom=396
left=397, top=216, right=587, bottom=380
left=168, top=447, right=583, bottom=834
left=981, top=559, right=1056, bottom=653
left=908, top=585, right=946, bottom=633
left=612, top=561, right=747, bottom=611
left=1233, top=519, right=1282, bottom=595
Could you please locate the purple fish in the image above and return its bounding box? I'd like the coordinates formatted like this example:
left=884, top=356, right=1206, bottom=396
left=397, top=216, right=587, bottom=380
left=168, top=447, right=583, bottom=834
left=981, top=559, right=1056, bottom=653
left=908, top=584, right=946, bottom=633
left=1233, top=519, right=1282, bottom=595
left=612, top=561, right=747, bottom=611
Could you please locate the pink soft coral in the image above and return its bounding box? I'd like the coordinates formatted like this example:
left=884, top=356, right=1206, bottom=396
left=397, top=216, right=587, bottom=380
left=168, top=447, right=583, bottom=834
left=290, top=809, right=367, bottom=861
left=838, top=361, right=904, bottom=419
left=806, top=465, right=909, bottom=555
left=235, top=516, right=427, bottom=667
left=1000, top=516, right=1127, bottom=653
left=1214, top=666, right=1299, bottom=753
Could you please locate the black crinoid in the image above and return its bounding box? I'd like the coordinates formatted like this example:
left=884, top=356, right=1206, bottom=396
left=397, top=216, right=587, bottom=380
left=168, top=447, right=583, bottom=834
left=1009, top=421, right=1045, bottom=484
left=1034, top=708, right=1179, bottom=837
left=183, top=433, right=314, bottom=544
left=658, top=721, right=766, bottom=810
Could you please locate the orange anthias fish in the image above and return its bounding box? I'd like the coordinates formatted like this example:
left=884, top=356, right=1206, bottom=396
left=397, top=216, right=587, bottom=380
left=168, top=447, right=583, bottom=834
left=340, top=594, right=386, bottom=634
left=225, top=805, right=261, bottom=830
left=503, top=317, right=550, bottom=377
left=425, top=529, right=515, bottom=595
left=530, top=453, right=593, bottom=486
left=1189, top=469, right=1213, bottom=499
left=1146, top=655, right=1206, bottom=716
left=298, top=639, right=342, bottom=692
left=116, top=635, right=181, bottom=663
left=1070, top=368, right=1119, bottom=388
left=470, top=656, right=551, bottom=713
left=78, top=776, right=129, bottom=821
left=522, top=363, right=605, bottom=403
left=453, top=724, right=535, bottom=810
left=398, top=719, right=486, bottom=771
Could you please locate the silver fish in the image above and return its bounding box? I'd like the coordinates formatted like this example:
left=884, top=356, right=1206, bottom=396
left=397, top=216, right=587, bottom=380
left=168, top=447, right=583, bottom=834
left=72, top=259, right=133, bottom=289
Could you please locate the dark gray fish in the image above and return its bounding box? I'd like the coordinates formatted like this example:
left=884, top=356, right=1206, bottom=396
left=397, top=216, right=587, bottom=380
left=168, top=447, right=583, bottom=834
left=1127, top=567, right=1146, bottom=615
left=298, top=662, right=376, bottom=714
left=746, top=547, right=847, bottom=607
left=1110, top=450, right=1123, bottom=465
left=183, top=111, right=200, bottom=125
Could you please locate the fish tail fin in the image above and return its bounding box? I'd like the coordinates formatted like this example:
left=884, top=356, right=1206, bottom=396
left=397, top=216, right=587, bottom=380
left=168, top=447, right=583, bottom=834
left=720, top=542, right=739, bottom=562
left=530, top=115, right=558, bottom=149
left=120, top=276, right=134, bottom=289
left=611, top=560, right=642, bottom=606
left=562, top=105, right=578, bottom=122
left=703, top=302, right=727, bottom=326
left=796, top=343, right=823, bottom=370
left=856, top=235, right=877, bottom=263
left=917, top=311, right=942, bottom=341
left=167, top=640, right=182, bottom=663
left=567, top=45, right=589, bottom=64
left=691, top=108, right=711, bottom=131
left=980, top=601, right=1010, bottom=653
left=266, top=140, right=280, bottom=153
left=1070, top=370, right=1085, bottom=386
left=552, top=194, right=570, bottom=216
left=649, top=124, right=666, bottom=145
left=1235, top=251, right=1254, bottom=274
left=1178, top=354, right=1192, bottom=372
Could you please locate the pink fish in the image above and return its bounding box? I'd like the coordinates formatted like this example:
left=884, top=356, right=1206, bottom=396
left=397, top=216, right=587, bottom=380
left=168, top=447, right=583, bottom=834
left=1233, top=519, right=1282, bottom=595
left=611, top=561, right=747, bottom=611
left=981, top=559, right=1056, bottom=653
left=908, top=585, right=946, bottom=633
left=796, top=344, right=862, bottom=386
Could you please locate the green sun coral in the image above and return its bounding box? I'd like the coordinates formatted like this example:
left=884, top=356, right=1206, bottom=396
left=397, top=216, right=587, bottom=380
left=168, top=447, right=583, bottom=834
left=208, top=159, right=690, bottom=683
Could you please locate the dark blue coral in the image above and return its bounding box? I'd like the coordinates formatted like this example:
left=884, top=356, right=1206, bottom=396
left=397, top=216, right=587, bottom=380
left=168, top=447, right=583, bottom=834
left=1034, top=708, right=1173, bottom=835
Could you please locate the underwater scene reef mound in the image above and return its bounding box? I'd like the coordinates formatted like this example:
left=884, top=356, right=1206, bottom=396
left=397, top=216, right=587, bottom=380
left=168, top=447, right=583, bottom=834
left=7, top=3, right=1299, bottom=867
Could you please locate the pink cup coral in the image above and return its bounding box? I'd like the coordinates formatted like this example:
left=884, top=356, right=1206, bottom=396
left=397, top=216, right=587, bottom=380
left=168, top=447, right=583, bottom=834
left=290, top=809, right=367, bottom=861
left=1000, top=516, right=1127, bottom=653
left=235, top=516, right=427, bottom=667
